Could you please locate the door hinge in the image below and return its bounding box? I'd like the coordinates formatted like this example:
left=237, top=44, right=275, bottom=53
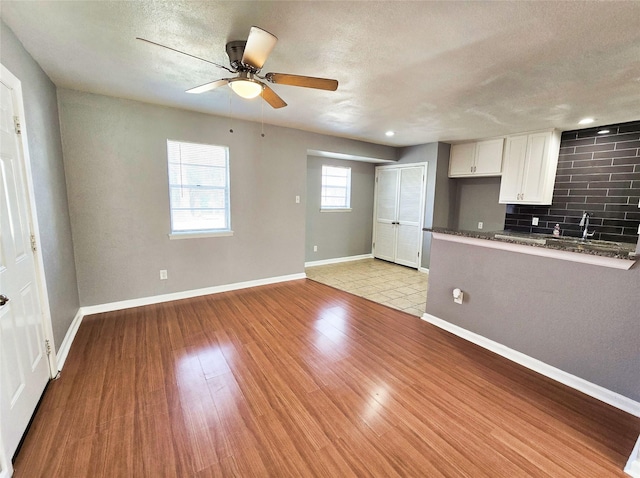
left=45, top=339, right=52, bottom=356
left=418, top=251, right=420, bottom=257
left=30, top=233, right=37, bottom=253
left=372, top=242, right=375, bottom=249
left=14, top=116, right=21, bottom=135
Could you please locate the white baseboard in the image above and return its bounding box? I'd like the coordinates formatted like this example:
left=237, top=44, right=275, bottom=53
left=422, top=312, right=640, bottom=418
left=55, top=309, right=84, bottom=372
left=80, top=272, right=307, bottom=316
left=419, top=267, right=429, bottom=274
left=626, top=435, right=640, bottom=477
left=305, top=253, right=373, bottom=268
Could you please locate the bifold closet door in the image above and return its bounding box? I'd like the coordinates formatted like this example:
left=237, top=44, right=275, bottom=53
left=373, top=168, right=399, bottom=262
left=373, top=164, right=426, bottom=269
left=395, top=166, right=424, bottom=267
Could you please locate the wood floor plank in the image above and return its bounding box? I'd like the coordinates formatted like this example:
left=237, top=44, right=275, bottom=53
left=13, top=279, right=640, bottom=477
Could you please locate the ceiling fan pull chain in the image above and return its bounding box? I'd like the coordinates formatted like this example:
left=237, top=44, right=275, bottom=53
left=261, top=97, right=265, bottom=138
left=228, top=91, right=234, bottom=133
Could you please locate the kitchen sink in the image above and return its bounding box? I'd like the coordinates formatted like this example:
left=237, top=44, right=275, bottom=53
left=545, top=237, right=628, bottom=251
left=493, top=232, right=635, bottom=255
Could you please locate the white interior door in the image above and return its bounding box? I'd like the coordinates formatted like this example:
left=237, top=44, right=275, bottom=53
left=395, top=166, right=425, bottom=268
left=373, top=164, right=426, bottom=269
left=373, top=168, right=399, bottom=262
left=0, top=67, right=50, bottom=467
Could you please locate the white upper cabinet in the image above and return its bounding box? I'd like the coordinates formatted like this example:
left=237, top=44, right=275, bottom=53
left=449, top=142, right=476, bottom=177
left=499, top=130, right=561, bottom=205
left=449, top=138, right=504, bottom=177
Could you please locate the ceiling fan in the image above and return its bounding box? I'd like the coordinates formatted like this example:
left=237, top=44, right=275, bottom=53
left=136, top=26, right=338, bottom=109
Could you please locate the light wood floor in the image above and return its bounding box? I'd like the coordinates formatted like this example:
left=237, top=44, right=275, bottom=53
left=14, top=279, right=639, bottom=477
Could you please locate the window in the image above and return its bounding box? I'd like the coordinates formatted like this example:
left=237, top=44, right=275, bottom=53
left=167, top=140, right=231, bottom=238
left=321, top=165, right=351, bottom=211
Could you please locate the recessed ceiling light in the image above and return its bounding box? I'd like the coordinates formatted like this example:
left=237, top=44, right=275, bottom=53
left=597, top=129, right=610, bottom=134
left=578, top=118, right=595, bottom=125
left=385, top=131, right=395, bottom=137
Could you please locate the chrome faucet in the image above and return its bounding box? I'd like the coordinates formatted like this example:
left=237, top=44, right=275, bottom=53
left=580, top=212, right=595, bottom=240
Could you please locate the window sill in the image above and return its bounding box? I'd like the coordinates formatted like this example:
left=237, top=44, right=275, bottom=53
left=169, top=231, right=234, bottom=240
left=320, top=208, right=352, bottom=213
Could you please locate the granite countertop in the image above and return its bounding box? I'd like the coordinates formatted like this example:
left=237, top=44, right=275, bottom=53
left=424, top=227, right=638, bottom=260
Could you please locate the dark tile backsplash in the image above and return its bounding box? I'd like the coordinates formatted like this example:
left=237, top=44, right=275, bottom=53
left=505, top=120, right=640, bottom=243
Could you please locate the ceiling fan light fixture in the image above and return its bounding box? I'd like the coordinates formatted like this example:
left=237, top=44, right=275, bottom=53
left=229, top=78, right=263, bottom=99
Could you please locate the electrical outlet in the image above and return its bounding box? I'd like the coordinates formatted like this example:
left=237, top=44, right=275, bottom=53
left=532, top=217, right=539, bottom=226
left=295, top=195, right=300, bottom=204
left=313, top=245, right=318, bottom=252
left=477, top=222, right=483, bottom=230
left=160, top=269, right=168, bottom=280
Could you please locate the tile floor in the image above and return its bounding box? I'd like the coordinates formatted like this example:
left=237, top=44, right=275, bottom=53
left=305, top=258, right=428, bottom=316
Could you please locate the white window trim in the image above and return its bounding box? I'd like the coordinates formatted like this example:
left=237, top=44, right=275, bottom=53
left=321, top=164, right=352, bottom=210
left=319, top=208, right=352, bottom=213
left=167, top=139, right=231, bottom=236
left=168, top=231, right=234, bottom=240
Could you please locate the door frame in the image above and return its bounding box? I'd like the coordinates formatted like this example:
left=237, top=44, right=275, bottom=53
left=372, top=162, right=427, bottom=268
left=1, top=63, right=57, bottom=478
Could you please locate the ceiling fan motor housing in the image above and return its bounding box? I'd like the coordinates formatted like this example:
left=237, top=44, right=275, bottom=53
left=226, top=41, right=248, bottom=72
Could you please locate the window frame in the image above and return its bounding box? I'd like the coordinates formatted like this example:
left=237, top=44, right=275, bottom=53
left=166, top=139, right=233, bottom=240
left=320, top=164, right=352, bottom=212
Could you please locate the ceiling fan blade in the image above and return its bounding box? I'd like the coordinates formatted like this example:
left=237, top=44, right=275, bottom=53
left=136, top=37, right=234, bottom=73
left=186, top=79, right=230, bottom=94
left=261, top=84, right=287, bottom=109
left=241, top=26, right=278, bottom=70
left=265, top=73, right=338, bottom=91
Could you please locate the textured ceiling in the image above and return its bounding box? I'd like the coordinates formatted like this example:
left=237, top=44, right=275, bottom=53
left=2, top=1, right=640, bottom=147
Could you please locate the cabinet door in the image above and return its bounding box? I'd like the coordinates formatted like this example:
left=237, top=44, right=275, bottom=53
left=448, top=143, right=475, bottom=177
left=474, top=138, right=504, bottom=176
left=499, top=135, right=528, bottom=203
left=521, top=132, right=550, bottom=203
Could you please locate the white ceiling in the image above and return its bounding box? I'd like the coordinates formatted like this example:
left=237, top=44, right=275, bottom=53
left=2, top=1, right=640, bottom=147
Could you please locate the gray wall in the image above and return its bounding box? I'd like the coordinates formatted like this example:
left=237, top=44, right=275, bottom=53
left=1, top=21, right=80, bottom=351
left=452, top=177, right=506, bottom=232
left=398, top=142, right=452, bottom=269
left=305, top=156, right=375, bottom=262
left=426, top=237, right=640, bottom=401
left=57, top=89, right=395, bottom=306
